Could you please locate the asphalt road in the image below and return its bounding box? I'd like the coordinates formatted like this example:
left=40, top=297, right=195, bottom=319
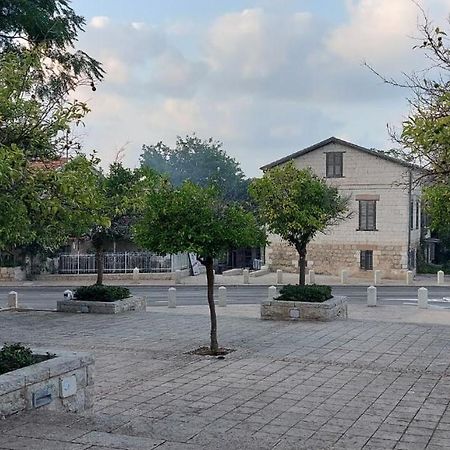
left=1, top=285, right=450, bottom=310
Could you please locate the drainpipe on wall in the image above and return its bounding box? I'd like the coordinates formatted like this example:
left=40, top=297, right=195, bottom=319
left=407, top=170, right=412, bottom=270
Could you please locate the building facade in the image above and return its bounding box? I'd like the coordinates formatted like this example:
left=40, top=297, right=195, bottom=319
left=262, top=137, right=423, bottom=279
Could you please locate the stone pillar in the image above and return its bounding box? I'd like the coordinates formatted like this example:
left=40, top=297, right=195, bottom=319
left=218, top=286, right=227, bottom=307
left=341, top=270, right=348, bottom=285
left=406, top=271, right=413, bottom=286
left=168, top=287, right=176, bottom=308
left=7, top=291, right=18, bottom=308
left=438, top=270, right=444, bottom=285
left=132, top=267, right=140, bottom=281
left=308, top=270, right=315, bottom=285
left=367, top=286, right=377, bottom=307
left=276, top=269, right=283, bottom=285
left=175, top=269, right=182, bottom=285
left=268, top=286, right=277, bottom=302
left=418, top=287, right=428, bottom=309
left=243, top=269, right=250, bottom=284
left=374, top=270, right=381, bottom=285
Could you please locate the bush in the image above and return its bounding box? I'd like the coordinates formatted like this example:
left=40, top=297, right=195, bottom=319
left=275, top=284, right=332, bottom=303
left=0, top=343, right=54, bottom=375
left=74, top=285, right=131, bottom=302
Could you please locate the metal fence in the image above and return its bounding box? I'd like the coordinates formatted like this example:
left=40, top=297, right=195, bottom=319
left=58, top=252, right=189, bottom=274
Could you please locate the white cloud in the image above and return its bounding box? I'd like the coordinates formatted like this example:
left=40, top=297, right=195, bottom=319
left=89, top=16, right=110, bottom=29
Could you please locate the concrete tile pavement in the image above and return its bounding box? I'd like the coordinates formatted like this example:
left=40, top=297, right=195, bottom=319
left=2, top=305, right=450, bottom=448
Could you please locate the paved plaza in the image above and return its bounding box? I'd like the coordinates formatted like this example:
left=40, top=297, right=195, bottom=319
left=1, top=305, right=450, bottom=449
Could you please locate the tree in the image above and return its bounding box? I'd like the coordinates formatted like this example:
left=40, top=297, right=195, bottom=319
left=0, top=150, right=105, bottom=275
left=250, top=162, right=349, bottom=285
left=0, top=0, right=103, bottom=95
left=140, top=135, right=251, bottom=203
left=135, top=180, right=265, bottom=354
left=87, top=163, right=147, bottom=285
left=367, top=8, right=450, bottom=247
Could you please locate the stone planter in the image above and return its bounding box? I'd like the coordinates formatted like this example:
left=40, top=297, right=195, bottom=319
left=261, top=296, right=347, bottom=321
left=57, top=296, right=146, bottom=314
left=0, top=266, right=25, bottom=281
left=0, top=349, right=94, bottom=418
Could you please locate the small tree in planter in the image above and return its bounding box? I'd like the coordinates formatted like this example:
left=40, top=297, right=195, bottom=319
left=135, top=180, right=266, bottom=354
left=250, top=162, right=350, bottom=285
left=86, top=163, right=147, bottom=285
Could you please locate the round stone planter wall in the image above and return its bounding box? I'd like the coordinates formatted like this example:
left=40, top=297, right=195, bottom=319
left=261, top=296, right=348, bottom=321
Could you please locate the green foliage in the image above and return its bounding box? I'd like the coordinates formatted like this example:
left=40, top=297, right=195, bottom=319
left=74, top=285, right=131, bottom=302
left=422, top=183, right=450, bottom=236
left=275, top=284, right=333, bottom=303
left=0, top=150, right=104, bottom=252
left=135, top=180, right=266, bottom=259
left=140, top=135, right=251, bottom=203
left=0, top=343, right=54, bottom=375
left=250, top=163, right=349, bottom=246
left=0, top=0, right=103, bottom=96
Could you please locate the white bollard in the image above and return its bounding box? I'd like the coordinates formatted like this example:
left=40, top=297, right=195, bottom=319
left=168, top=287, right=177, bottom=308
left=406, top=271, right=413, bottom=286
left=367, top=286, right=377, bottom=307
left=63, top=289, right=73, bottom=300
left=438, top=270, right=444, bottom=285
left=374, top=270, right=381, bottom=285
left=243, top=269, right=250, bottom=284
left=341, top=270, right=348, bottom=285
left=218, top=286, right=227, bottom=307
left=132, top=267, right=140, bottom=281
left=276, top=269, right=283, bottom=285
left=308, top=270, right=315, bottom=285
left=7, top=291, right=18, bottom=309
left=175, top=269, right=182, bottom=284
left=268, top=285, right=277, bottom=302
left=418, top=287, right=428, bottom=309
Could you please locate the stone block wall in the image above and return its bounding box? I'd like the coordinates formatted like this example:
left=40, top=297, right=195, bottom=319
left=267, top=239, right=409, bottom=279
left=0, top=267, right=25, bottom=281
left=0, top=349, right=94, bottom=417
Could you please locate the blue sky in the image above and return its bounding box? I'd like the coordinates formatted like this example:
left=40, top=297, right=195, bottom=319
left=69, top=0, right=450, bottom=176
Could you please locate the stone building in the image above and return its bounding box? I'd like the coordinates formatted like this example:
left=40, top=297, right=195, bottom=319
left=261, top=137, right=424, bottom=279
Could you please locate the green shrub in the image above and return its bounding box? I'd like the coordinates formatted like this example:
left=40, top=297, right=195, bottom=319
left=74, top=285, right=131, bottom=302
left=275, top=284, right=332, bottom=303
left=0, top=343, right=54, bottom=375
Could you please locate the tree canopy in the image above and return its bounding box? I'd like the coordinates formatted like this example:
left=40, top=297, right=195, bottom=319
left=140, top=135, right=251, bottom=203
left=368, top=10, right=450, bottom=247
left=250, top=162, right=349, bottom=285
left=0, top=0, right=103, bottom=94
left=135, top=179, right=265, bottom=353
left=86, top=163, right=148, bottom=285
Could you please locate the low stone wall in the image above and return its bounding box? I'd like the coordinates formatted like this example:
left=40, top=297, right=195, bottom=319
left=0, top=349, right=94, bottom=417
left=57, top=296, right=146, bottom=314
left=261, top=296, right=348, bottom=321
left=39, top=268, right=190, bottom=282
left=0, top=267, right=25, bottom=282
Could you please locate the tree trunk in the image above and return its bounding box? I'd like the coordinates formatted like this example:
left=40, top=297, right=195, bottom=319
left=95, top=246, right=104, bottom=285
left=205, top=256, right=219, bottom=354
left=298, top=246, right=307, bottom=286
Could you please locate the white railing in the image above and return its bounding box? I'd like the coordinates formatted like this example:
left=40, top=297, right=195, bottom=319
left=58, top=252, right=189, bottom=274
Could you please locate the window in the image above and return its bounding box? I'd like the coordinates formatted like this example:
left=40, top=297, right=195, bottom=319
left=360, top=250, right=373, bottom=270
left=326, top=152, right=343, bottom=178
left=359, top=200, right=377, bottom=231
left=415, top=201, right=420, bottom=230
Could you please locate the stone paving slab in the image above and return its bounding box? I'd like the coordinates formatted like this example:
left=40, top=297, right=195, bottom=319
left=1, top=306, right=450, bottom=448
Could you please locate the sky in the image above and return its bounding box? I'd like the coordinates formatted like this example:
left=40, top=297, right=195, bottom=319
left=70, top=0, right=450, bottom=177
